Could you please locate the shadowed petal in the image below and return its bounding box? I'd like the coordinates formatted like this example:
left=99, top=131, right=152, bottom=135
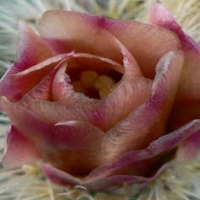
left=2, top=126, right=41, bottom=169
left=102, top=50, right=184, bottom=163
left=43, top=165, right=80, bottom=186
left=84, top=164, right=168, bottom=194
left=0, top=21, right=53, bottom=104
left=83, top=119, right=200, bottom=183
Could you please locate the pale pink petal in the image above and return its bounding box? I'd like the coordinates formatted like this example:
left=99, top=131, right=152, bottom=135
left=149, top=3, right=200, bottom=130
left=176, top=131, right=200, bottom=161
left=0, top=98, right=104, bottom=175
left=4, top=42, right=151, bottom=131
left=84, top=119, right=200, bottom=183
left=38, top=10, right=181, bottom=78
left=2, top=126, right=41, bottom=169
left=51, top=52, right=123, bottom=104
left=105, top=17, right=181, bottom=78
left=43, top=165, right=80, bottom=186
left=149, top=2, right=200, bottom=53
left=38, top=10, right=123, bottom=63
left=84, top=164, right=167, bottom=194
left=0, top=21, right=53, bottom=103
left=102, top=50, right=184, bottom=163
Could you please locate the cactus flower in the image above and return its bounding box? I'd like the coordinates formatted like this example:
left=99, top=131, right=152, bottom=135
left=1, top=2, right=200, bottom=195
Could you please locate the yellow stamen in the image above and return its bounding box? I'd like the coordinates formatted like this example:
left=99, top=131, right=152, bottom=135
left=80, top=70, right=99, bottom=89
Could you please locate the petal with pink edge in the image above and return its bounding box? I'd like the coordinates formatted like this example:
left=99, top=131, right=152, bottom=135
left=5, top=42, right=152, bottom=131
left=149, top=2, right=200, bottom=130
left=0, top=21, right=53, bottom=103
left=38, top=10, right=123, bottom=63
left=0, top=98, right=104, bottom=175
left=2, top=126, right=41, bottom=169
left=176, top=130, right=200, bottom=161
left=38, top=10, right=181, bottom=78
left=43, top=165, right=80, bottom=186
left=102, top=50, right=184, bottom=163
left=149, top=2, right=200, bottom=53
left=83, top=119, right=200, bottom=183
left=84, top=164, right=168, bottom=194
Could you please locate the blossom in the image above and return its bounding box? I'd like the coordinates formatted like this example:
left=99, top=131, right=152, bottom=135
left=0, top=1, right=200, bottom=197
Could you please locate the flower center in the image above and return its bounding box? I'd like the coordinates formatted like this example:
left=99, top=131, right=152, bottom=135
left=70, top=70, right=121, bottom=99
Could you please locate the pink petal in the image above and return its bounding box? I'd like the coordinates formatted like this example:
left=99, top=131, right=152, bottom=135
left=84, top=164, right=167, bottom=194
left=105, top=16, right=181, bottom=78
left=149, top=2, right=200, bottom=130
left=176, top=131, right=200, bottom=161
left=2, top=126, right=41, bottom=169
left=1, top=98, right=104, bottom=175
left=4, top=41, right=151, bottom=131
left=51, top=52, right=123, bottom=104
left=84, top=119, right=200, bottom=183
left=102, top=50, right=184, bottom=163
left=0, top=21, right=53, bottom=103
left=43, top=165, right=80, bottom=186
left=38, top=10, right=123, bottom=64
left=38, top=10, right=181, bottom=78
left=149, top=2, right=200, bottom=53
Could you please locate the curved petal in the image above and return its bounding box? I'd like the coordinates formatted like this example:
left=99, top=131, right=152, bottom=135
left=38, top=10, right=123, bottom=64
left=149, top=2, right=200, bottom=129
left=0, top=21, right=53, bottom=104
left=38, top=10, right=181, bottom=78
left=176, top=130, right=200, bottom=161
left=84, top=164, right=168, bottom=194
left=4, top=40, right=152, bottom=131
left=43, top=165, right=80, bottom=186
left=83, top=119, right=200, bottom=183
left=2, top=126, right=41, bottom=169
left=149, top=2, right=200, bottom=53
left=0, top=98, right=104, bottom=176
left=102, top=50, right=184, bottom=163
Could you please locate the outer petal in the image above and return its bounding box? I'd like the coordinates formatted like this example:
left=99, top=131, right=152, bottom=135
left=149, top=2, right=200, bottom=130
left=0, top=98, right=104, bottom=176
left=176, top=131, right=200, bottom=161
left=103, top=50, right=184, bottom=163
left=2, top=126, right=41, bottom=169
left=0, top=22, right=53, bottom=104
left=38, top=10, right=123, bottom=64
left=84, top=119, right=200, bottom=183
left=43, top=165, right=80, bottom=186
left=149, top=2, right=200, bottom=53
left=38, top=10, right=181, bottom=78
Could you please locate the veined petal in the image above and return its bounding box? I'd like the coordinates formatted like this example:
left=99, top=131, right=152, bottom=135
left=149, top=2, right=200, bottom=129
left=84, top=119, right=200, bottom=183
left=38, top=10, right=123, bottom=64
left=38, top=10, right=181, bottom=78
left=0, top=98, right=104, bottom=175
left=0, top=21, right=53, bottom=104
left=149, top=2, right=200, bottom=53
left=105, top=16, right=181, bottom=78
left=5, top=40, right=151, bottom=131
left=2, top=126, right=41, bottom=169
left=102, top=50, right=184, bottom=163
